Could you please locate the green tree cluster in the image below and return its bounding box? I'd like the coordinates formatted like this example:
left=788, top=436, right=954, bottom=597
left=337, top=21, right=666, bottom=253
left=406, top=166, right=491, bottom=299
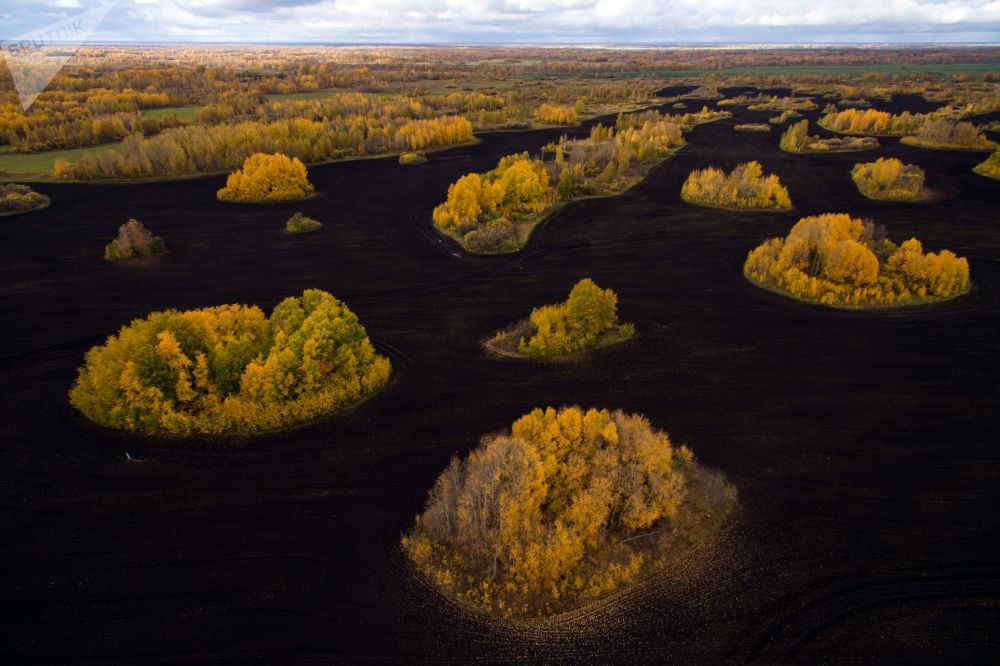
left=744, top=213, right=970, bottom=307
left=851, top=158, right=926, bottom=201
left=70, top=289, right=392, bottom=435
left=104, top=219, right=167, bottom=260
left=681, top=161, right=792, bottom=210
left=402, top=405, right=734, bottom=617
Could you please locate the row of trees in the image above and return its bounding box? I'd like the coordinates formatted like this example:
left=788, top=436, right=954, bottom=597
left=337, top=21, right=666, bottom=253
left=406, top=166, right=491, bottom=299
left=70, top=289, right=392, bottom=435
left=217, top=153, right=315, bottom=203
left=780, top=120, right=879, bottom=153
left=818, top=108, right=926, bottom=136
left=53, top=114, right=472, bottom=180
left=851, top=158, right=926, bottom=201
left=681, top=161, right=792, bottom=210
left=899, top=119, right=997, bottom=151
left=743, top=213, right=970, bottom=307
left=0, top=183, right=49, bottom=215
left=403, top=405, right=734, bottom=616
left=535, top=103, right=579, bottom=125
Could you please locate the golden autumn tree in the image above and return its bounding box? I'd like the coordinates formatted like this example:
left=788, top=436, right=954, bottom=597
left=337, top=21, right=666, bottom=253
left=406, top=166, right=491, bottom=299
left=402, top=406, right=735, bottom=617
left=69, top=289, right=391, bottom=435
left=216, top=152, right=315, bottom=203
left=851, top=158, right=926, bottom=201
left=681, top=161, right=792, bottom=210
left=743, top=213, right=971, bottom=307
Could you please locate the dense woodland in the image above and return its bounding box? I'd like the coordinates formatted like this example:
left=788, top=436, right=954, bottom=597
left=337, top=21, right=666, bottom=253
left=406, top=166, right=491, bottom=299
left=488, top=279, right=633, bottom=358
left=851, top=158, right=926, bottom=201
left=681, top=161, right=792, bottom=210
left=70, top=289, right=391, bottom=434
left=217, top=153, right=314, bottom=203
left=403, top=406, right=735, bottom=617
left=744, top=213, right=970, bottom=307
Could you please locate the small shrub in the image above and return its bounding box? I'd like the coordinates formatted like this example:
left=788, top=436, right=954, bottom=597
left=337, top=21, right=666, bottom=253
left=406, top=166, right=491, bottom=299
left=399, top=151, right=428, bottom=165
left=285, top=212, right=323, bottom=234
left=0, top=183, right=50, bottom=215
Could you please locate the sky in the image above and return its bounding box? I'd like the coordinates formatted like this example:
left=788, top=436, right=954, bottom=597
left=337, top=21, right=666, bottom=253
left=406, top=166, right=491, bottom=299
left=1, top=0, right=999, bottom=44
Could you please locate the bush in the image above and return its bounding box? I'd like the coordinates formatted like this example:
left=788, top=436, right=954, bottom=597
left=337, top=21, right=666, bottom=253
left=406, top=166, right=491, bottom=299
left=0, top=183, right=50, bottom=215
left=681, top=161, right=791, bottom=210
left=399, top=151, right=428, bottom=165
left=69, top=289, right=391, bottom=435
left=488, top=278, right=632, bottom=358
left=744, top=213, right=970, bottom=307
left=851, top=158, right=925, bottom=201
left=734, top=124, right=771, bottom=132
left=217, top=152, right=314, bottom=203
left=403, top=405, right=735, bottom=617
left=973, top=150, right=1000, bottom=180
left=104, top=219, right=167, bottom=260
left=285, top=212, right=323, bottom=234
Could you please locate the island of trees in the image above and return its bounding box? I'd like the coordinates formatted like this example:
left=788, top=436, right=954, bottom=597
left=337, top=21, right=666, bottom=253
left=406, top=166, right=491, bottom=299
left=851, top=158, right=927, bottom=201
left=486, top=279, right=633, bottom=359
left=70, top=289, right=392, bottom=435
left=974, top=149, right=1000, bottom=180
left=681, top=161, right=792, bottom=210
left=432, top=108, right=729, bottom=253
left=743, top=213, right=970, bottom=307
left=285, top=212, right=322, bottom=234
left=818, top=108, right=925, bottom=136
left=104, top=219, right=167, bottom=260
left=734, top=124, right=771, bottom=132
left=217, top=153, right=314, bottom=203
left=0, top=183, right=50, bottom=216
left=399, top=151, right=428, bottom=165
left=899, top=119, right=997, bottom=151
left=817, top=109, right=998, bottom=151
left=402, top=405, right=735, bottom=617
left=780, top=120, right=879, bottom=153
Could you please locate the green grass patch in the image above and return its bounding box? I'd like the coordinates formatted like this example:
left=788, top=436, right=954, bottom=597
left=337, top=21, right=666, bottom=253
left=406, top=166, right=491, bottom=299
left=0, top=144, right=121, bottom=179
left=143, top=105, right=201, bottom=121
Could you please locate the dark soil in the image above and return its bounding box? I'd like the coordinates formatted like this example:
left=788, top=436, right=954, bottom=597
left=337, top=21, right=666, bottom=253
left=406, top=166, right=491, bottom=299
left=2, top=91, right=999, bottom=663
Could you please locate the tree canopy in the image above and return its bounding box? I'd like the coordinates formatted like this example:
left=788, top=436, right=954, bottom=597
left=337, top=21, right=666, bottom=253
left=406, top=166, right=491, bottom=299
left=851, top=158, right=926, bottom=201
left=744, top=213, right=970, bottom=307
left=70, top=289, right=391, bottom=435
left=217, top=153, right=314, bottom=203
left=681, top=161, right=792, bottom=210
left=403, top=406, right=735, bottom=617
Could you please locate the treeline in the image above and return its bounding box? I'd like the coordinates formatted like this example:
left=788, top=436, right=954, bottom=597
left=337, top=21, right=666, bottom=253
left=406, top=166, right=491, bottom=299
left=0, top=106, right=180, bottom=153
left=851, top=158, right=926, bottom=201
left=54, top=114, right=472, bottom=179
left=818, top=108, right=926, bottom=136
left=681, top=161, right=792, bottom=210
left=70, top=289, right=391, bottom=435
left=744, top=213, right=970, bottom=307
left=403, top=405, right=734, bottom=616
left=535, top=103, right=579, bottom=125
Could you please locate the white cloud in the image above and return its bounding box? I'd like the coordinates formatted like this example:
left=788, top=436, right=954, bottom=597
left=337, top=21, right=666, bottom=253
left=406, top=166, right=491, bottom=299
left=2, top=0, right=999, bottom=42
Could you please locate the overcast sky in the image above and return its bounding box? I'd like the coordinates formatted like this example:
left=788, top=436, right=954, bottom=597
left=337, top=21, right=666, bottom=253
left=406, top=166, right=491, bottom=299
left=1, top=0, right=999, bottom=44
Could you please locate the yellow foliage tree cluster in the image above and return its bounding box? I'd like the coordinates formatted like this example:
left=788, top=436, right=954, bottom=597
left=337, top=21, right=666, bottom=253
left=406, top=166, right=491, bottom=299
left=973, top=149, right=1000, bottom=180
left=535, top=103, right=578, bottom=125
left=217, top=153, right=314, bottom=203
left=779, top=119, right=879, bottom=153
left=900, top=119, right=998, bottom=151
left=69, top=289, right=391, bottom=435
left=432, top=152, right=555, bottom=252
left=681, top=161, right=792, bottom=210
left=851, top=158, right=926, bottom=201
left=818, top=108, right=925, bottom=136
left=510, top=278, right=632, bottom=358
left=744, top=213, right=971, bottom=307
left=402, top=405, right=734, bottom=617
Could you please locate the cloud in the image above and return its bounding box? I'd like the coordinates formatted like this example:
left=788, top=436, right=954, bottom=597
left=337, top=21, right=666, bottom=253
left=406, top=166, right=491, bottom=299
left=1, top=0, right=998, bottom=42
